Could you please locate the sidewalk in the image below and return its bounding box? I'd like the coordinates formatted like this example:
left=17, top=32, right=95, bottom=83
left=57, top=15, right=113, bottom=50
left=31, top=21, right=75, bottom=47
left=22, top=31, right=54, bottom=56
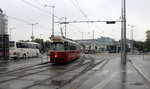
left=128, top=55, right=150, bottom=85
left=0, top=54, right=50, bottom=73
left=77, top=56, right=150, bottom=89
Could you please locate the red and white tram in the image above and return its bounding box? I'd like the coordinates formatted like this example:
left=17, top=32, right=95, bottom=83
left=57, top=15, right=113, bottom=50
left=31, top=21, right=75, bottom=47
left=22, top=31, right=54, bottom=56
left=50, top=36, right=81, bottom=63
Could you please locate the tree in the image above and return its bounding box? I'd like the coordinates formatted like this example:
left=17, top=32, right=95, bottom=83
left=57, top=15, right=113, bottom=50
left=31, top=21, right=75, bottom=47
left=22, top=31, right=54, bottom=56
left=145, top=30, right=150, bottom=51
left=44, top=40, right=51, bottom=51
left=133, top=40, right=143, bottom=51
left=32, top=38, right=44, bottom=52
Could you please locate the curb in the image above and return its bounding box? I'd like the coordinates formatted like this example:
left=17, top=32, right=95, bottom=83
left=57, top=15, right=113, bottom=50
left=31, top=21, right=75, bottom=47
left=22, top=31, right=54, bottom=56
left=129, top=59, right=150, bottom=86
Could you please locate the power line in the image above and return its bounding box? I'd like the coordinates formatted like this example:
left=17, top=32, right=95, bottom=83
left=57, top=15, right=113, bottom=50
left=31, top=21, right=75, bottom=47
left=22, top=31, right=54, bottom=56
left=70, top=0, right=87, bottom=20
left=70, top=0, right=80, bottom=10
left=22, top=0, right=60, bottom=19
left=8, top=15, right=31, bottom=24
left=34, top=0, right=50, bottom=12
left=34, top=0, right=60, bottom=19
left=7, top=15, right=50, bottom=30
left=22, top=0, right=49, bottom=15
left=69, top=0, right=95, bottom=35
left=73, top=0, right=106, bottom=35
left=75, top=0, right=90, bottom=20
left=69, top=0, right=112, bottom=39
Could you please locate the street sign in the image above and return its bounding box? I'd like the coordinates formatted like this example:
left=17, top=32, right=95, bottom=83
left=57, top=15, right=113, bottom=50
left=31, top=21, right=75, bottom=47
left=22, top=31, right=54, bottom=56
left=106, top=21, right=116, bottom=24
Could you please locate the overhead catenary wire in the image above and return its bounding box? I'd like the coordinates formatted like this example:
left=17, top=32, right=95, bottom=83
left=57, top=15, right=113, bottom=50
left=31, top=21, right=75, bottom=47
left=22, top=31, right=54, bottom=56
left=75, top=0, right=90, bottom=21
left=22, top=0, right=60, bottom=20
left=8, top=15, right=31, bottom=24
left=69, top=0, right=93, bottom=36
left=70, top=0, right=81, bottom=11
left=34, top=0, right=60, bottom=19
left=73, top=0, right=108, bottom=35
left=7, top=15, right=50, bottom=30
left=75, top=0, right=107, bottom=36
left=22, top=0, right=50, bottom=15
left=70, top=0, right=88, bottom=21
left=34, top=0, right=51, bottom=12
left=70, top=0, right=106, bottom=39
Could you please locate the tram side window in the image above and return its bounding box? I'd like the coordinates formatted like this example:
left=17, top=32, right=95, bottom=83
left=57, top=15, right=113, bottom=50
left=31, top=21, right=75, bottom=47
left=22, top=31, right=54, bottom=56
left=69, top=44, right=77, bottom=50
left=76, top=45, right=80, bottom=51
left=74, top=46, right=77, bottom=50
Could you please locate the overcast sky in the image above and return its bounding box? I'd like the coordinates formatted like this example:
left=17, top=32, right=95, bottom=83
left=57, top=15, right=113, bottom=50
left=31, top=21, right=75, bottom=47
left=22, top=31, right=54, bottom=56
left=0, top=0, right=149, bottom=41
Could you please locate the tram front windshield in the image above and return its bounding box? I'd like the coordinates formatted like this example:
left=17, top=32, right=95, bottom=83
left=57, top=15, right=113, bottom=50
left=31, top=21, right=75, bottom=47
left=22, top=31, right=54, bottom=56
left=51, top=42, right=64, bottom=51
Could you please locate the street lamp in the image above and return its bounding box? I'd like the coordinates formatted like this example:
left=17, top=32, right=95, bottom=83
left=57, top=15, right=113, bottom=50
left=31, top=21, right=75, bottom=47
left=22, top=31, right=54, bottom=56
left=40, top=33, right=42, bottom=45
left=44, top=5, right=55, bottom=36
left=128, top=25, right=137, bottom=53
left=10, top=28, right=16, bottom=41
left=28, top=23, right=38, bottom=41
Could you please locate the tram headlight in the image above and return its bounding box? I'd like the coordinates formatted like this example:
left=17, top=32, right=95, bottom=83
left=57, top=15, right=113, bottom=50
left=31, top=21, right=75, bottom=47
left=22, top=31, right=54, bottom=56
left=55, top=55, right=57, bottom=57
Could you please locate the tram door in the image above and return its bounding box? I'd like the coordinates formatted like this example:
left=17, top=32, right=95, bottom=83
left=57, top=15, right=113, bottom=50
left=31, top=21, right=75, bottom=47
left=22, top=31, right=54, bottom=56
left=64, top=41, right=68, bottom=57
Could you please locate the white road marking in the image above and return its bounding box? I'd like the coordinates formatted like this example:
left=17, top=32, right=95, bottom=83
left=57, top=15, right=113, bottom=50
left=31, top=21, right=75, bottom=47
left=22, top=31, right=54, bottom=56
left=92, top=60, right=107, bottom=70
left=91, top=72, right=119, bottom=89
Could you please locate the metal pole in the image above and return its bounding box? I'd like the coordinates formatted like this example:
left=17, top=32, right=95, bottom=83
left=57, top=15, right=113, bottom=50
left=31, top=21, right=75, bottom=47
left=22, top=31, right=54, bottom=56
left=142, top=42, right=144, bottom=58
left=40, top=33, right=42, bottom=45
left=65, top=17, right=67, bottom=38
left=29, top=23, right=38, bottom=41
left=131, top=28, right=133, bottom=53
left=121, top=5, right=124, bottom=60
left=93, top=30, right=95, bottom=53
left=32, top=24, right=33, bottom=38
left=122, top=0, right=127, bottom=64
left=128, top=25, right=136, bottom=53
left=10, top=28, right=16, bottom=41
left=10, top=29, right=11, bottom=41
left=44, top=5, right=55, bottom=36
left=82, top=32, right=83, bottom=43
left=52, top=5, right=55, bottom=35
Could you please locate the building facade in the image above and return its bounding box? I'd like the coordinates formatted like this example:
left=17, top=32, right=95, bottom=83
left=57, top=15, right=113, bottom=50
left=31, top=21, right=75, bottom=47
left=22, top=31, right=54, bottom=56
left=0, top=8, right=8, bottom=35
left=76, top=37, right=116, bottom=52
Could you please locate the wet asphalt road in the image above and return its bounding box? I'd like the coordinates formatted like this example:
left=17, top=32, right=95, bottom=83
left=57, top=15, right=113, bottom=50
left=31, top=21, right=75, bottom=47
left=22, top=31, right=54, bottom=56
left=77, top=54, right=150, bottom=89
left=0, top=53, right=150, bottom=89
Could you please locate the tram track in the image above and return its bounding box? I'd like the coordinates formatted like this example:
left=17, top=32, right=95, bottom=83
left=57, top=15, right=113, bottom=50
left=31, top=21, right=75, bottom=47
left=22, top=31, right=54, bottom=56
left=22, top=55, right=92, bottom=89
left=56, top=55, right=109, bottom=89
left=0, top=64, right=53, bottom=83
left=0, top=55, right=86, bottom=84
left=0, top=61, right=50, bottom=76
left=23, top=55, right=112, bottom=89
left=56, top=55, right=95, bottom=89
left=0, top=54, right=113, bottom=89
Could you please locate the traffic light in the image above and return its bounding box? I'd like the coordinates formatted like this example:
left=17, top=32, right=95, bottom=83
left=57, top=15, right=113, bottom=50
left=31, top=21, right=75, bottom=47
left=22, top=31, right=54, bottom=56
left=106, top=21, right=116, bottom=24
